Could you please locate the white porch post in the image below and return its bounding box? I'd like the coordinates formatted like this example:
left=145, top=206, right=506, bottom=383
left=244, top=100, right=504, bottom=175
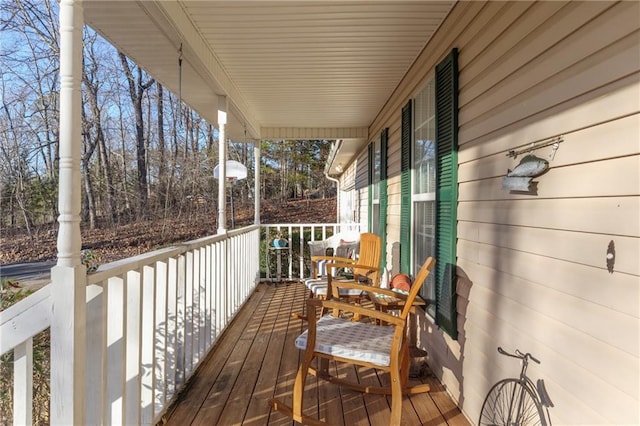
left=254, top=141, right=260, bottom=225
left=217, top=95, right=227, bottom=233
left=51, top=0, right=86, bottom=424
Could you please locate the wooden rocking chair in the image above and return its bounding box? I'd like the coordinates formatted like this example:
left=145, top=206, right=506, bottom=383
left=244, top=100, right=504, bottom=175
left=271, top=257, right=436, bottom=425
left=304, top=232, right=382, bottom=300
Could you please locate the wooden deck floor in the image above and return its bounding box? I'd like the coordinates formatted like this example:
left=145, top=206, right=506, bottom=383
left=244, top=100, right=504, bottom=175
left=159, top=282, right=470, bottom=426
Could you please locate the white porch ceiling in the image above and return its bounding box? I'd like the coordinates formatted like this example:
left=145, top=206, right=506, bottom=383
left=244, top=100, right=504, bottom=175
left=82, top=1, right=454, bottom=172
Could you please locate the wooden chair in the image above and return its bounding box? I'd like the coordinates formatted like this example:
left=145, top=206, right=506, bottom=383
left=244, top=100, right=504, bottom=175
left=271, top=257, right=436, bottom=425
left=304, top=232, right=382, bottom=301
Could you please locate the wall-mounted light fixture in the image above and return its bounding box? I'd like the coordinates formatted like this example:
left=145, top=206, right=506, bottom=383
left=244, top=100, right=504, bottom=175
left=335, top=164, right=343, bottom=173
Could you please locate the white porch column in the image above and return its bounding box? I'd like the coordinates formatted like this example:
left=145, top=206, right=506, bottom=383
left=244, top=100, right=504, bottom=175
left=254, top=141, right=260, bottom=225
left=217, top=95, right=227, bottom=233
left=51, top=0, right=86, bottom=424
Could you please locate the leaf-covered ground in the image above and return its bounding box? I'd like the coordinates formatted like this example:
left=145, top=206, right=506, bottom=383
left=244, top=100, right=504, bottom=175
left=0, top=197, right=336, bottom=265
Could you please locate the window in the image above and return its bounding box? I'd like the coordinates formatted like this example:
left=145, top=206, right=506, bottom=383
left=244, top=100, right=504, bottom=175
left=371, top=136, right=381, bottom=232
left=412, top=76, right=437, bottom=316
left=368, top=130, right=388, bottom=270
left=400, top=48, right=458, bottom=338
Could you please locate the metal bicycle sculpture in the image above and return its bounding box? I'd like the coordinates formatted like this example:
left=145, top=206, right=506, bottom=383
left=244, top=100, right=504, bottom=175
left=479, top=347, right=554, bottom=426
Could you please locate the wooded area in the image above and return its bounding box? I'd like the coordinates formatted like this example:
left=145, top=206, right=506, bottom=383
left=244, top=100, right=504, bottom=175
left=0, top=0, right=335, bottom=240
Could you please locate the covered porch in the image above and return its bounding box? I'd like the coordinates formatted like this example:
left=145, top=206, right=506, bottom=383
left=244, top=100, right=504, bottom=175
left=15, top=2, right=466, bottom=423
left=1, top=224, right=469, bottom=425
left=3, top=0, right=638, bottom=424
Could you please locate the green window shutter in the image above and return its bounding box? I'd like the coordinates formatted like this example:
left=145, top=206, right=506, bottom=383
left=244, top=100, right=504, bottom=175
left=379, top=128, right=388, bottom=270
left=400, top=101, right=412, bottom=274
left=367, top=143, right=373, bottom=231
left=435, top=48, right=459, bottom=339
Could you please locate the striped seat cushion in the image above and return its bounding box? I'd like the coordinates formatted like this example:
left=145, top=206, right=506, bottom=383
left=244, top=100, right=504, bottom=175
left=295, top=315, right=394, bottom=366
left=304, top=277, right=327, bottom=290
left=304, top=279, right=365, bottom=297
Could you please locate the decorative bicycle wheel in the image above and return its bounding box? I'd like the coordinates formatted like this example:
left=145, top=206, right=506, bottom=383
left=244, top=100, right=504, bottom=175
left=479, top=378, right=546, bottom=426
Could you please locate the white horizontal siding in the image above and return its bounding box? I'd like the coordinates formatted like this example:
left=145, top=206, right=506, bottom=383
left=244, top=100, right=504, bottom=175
left=371, top=0, right=640, bottom=424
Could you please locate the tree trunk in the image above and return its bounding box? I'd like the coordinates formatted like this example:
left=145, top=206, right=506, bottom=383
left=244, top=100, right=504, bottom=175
left=157, top=82, right=167, bottom=215
left=118, top=105, right=131, bottom=218
left=119, top=52, right=154, bottom=219
left=81, top=104, right=98, bottom=229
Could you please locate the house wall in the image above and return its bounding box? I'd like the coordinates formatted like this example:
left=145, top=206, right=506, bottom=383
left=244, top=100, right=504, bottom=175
left=353, top=148, right=371, bottom=231
left=367, top=1, right=639, bottom=424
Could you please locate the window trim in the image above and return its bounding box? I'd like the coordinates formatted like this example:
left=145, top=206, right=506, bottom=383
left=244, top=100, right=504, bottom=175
left=401, top=48, right=459, bottom=339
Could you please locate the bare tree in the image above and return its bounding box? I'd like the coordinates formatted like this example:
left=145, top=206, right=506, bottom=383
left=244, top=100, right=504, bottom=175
left=2, top=0, right=60, bottom=180
left=82, top=30, right=119, bottom=226
left=118, top=52, right=154, bottom=218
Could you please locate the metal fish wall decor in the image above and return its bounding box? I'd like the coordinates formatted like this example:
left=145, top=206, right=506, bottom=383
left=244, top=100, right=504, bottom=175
left=502, top=154, right=550, bottom=191
left=506, top=154, right=549, bottom=177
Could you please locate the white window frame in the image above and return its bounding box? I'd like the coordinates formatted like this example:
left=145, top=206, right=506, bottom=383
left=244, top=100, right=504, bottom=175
left=411, top=75, right=437, bottom=317
left=371, top=135, right=381, bottom=234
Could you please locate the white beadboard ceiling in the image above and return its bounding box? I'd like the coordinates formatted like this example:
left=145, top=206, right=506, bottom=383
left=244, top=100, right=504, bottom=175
left=83, top=1, right=454, bottom=171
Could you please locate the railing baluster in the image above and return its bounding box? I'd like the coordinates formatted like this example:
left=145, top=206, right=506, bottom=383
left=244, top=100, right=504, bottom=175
left=154, top=261, right=168, bottom=416
left=140, top=265, right=156, bottom=425
left=184, top=251, right=194, bottom=375
left=13, top=338, right=33, bottom=426
left=198, top=246, right=206, bottom=358
left=204, top=244, right=212, bottom=351
left=166, top=258, right=178, bottom=400
left=193, top=251, right=202, bottom=364
left=125, top=270, right=142, bottom=425
left=176, top=255, right=186, bottom=384
left=85, top=283, right=104, bottom=425
left=105, top=275, right=125, bottom=425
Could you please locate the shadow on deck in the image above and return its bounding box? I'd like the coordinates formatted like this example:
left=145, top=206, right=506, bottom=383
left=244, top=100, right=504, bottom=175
left=158, top=282, right=470, bottom=425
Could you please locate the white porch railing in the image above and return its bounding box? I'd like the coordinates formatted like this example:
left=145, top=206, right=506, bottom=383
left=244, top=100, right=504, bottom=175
left=262, top=222, right=363, bottom=281
left=0, top=222, right=364, bottom=425
left=0, top=225, right=260, bottom=425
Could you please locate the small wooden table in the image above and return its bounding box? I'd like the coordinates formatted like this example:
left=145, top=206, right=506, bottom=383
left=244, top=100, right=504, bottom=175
left=368, top=292, right=424, bottom=338
left=368, top=291, right=429, bottom=380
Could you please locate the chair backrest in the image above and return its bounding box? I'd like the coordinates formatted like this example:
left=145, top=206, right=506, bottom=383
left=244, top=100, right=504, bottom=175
left=352, top=233, right=382, bottom=285
left=399, top=257, right=436, bottom=320
left=308, top=231, right=360, bottom=257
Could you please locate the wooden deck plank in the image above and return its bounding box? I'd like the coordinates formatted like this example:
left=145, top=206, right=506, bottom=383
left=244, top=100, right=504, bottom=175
left=423, top=375, right=468, bottom=426
left=269, top=283, right=306, bottom=425
left=159, top=282, right=471, bottom=426
left=359, top=367, right=393, bottom=425
left=337, top=364, right=370, bottom=425
left=190, top=286, right=275, bottom=426
left=215, top=284, right=284, bottom=425
left=242, top=284, right=298, bottom=425
left=406, top=375, right=449, bottom=425
left=159, top=285, right=268, bottom=425
left=374, top=367, right=436, bottom=426
left=316, top=360, right=344, bottom=425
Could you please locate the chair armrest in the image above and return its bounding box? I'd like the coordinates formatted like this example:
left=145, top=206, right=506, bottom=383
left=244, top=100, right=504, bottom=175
left=310, top=256, right=354, bottom=264
left=306, top=298, right=404, bottom=327
left=327, top=262, right=379, bottom=276
left=329, top=280, right=373, bottom=294
left=365, top=287, right=409, bottom=300
left=329, top=263, right=379, bottom=286
left=309, top=256, right=355, bottom=278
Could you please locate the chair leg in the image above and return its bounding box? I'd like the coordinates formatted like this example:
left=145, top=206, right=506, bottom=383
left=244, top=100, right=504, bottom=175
left=317, top=357, right=330, bottom=379
left=291, top=349, right=315, bottom=422
left=390, top=366, right=403, bottom=424
left=400, top=340, right=410, bottom=389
